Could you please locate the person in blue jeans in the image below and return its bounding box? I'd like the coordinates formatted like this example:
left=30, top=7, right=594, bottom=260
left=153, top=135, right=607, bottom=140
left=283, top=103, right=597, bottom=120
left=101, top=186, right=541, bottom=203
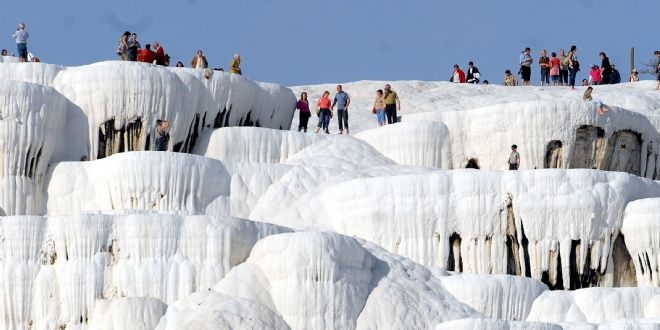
left=11, top=23, right=29, bottom=62
left=332, top=85, right=351, bottom=134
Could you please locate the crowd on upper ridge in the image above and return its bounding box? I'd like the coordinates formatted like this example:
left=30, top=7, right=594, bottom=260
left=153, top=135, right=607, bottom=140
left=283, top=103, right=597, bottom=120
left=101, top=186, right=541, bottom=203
left=5, top=23, right=660, bottom=137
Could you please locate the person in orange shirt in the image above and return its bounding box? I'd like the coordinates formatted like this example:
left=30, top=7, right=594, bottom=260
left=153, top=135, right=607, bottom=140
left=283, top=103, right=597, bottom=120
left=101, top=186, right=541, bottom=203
left=315, top=91, right=332, bottom=134
left=138, top=44, right=156, bottom=63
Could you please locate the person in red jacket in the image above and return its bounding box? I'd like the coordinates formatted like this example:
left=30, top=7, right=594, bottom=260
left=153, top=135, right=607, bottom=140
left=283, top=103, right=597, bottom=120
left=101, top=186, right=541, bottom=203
left=451, top=64, right=466, bottom=83
left=153, top=41, right=167, bottom=66
left=138, top=44, right=156, bottom=64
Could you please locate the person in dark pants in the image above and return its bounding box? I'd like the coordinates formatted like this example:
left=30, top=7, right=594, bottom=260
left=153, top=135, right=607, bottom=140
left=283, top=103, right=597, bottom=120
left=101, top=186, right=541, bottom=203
left=383, top=84, right=401, bottom=124
left=296, top=92, right=311, bottom=132
left=509, top=144, right=520, bottom=170
left=599, top=52, right=612, bottom=85
left=332, top=85, right=351, bottom=134
left=567, top=45, right=579, bottom=89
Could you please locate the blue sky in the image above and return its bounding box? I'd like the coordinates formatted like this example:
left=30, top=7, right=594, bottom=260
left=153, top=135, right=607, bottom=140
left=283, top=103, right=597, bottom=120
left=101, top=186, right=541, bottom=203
left=2, top=0, right=659, bottom=86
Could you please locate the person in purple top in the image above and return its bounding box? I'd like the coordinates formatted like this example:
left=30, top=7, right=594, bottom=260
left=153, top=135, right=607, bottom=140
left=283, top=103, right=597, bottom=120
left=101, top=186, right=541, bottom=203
left=296, top=92, right=311, bottom=132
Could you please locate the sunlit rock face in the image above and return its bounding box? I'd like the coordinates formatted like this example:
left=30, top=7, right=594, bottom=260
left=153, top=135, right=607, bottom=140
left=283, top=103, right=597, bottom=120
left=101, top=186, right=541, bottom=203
left=3, top=62, right=660, bottom=329
left=0, top=213, right=290, bottom=329
left=0, top=80, right=68, bottom=215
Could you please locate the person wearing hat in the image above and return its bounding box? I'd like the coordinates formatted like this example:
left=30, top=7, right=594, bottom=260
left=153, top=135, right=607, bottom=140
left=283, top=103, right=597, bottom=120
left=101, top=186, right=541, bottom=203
left=503, top=69, right=518, bottom=86
left=11, top=22, right=29, bottom=62
left=629, top=69, right=639, bottom=82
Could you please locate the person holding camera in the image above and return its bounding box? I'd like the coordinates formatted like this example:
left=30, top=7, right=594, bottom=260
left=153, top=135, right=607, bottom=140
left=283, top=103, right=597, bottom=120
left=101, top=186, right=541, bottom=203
left=11, top=23, right=29, bottom=62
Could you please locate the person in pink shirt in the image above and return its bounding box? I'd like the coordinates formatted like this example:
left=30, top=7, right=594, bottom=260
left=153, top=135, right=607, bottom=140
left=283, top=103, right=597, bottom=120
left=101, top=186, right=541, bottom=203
left=549, top=52, right=561, bottom=86
left=589, top=65, right=601, bottom=85
left=315, top=91, right=332, bottom=134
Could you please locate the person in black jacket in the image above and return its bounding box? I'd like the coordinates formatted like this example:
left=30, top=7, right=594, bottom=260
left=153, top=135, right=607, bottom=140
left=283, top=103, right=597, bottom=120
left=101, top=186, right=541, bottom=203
left=599, top=52, right=612, bottom=84
left=466, top=61, right=480, bottom=84
left=610, top=64, right=621, bottom=84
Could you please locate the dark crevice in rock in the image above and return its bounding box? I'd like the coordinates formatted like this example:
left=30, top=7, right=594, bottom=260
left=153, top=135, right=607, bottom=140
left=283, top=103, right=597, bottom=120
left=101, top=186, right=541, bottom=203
left=465, top=158, right=480, bottom=169
left=447, top=233, right=463, bottom=272
left=520, top=221, right=531, bottom=278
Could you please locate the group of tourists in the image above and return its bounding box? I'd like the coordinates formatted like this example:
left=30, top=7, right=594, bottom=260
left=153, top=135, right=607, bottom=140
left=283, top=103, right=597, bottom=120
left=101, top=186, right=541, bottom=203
left=116, top=31, right=169, bottom=65
left=295, top=84, right=401, bottom=133
left=116, top=31, right=243, bottom=75
left=453, top=46, right=651, bottom=88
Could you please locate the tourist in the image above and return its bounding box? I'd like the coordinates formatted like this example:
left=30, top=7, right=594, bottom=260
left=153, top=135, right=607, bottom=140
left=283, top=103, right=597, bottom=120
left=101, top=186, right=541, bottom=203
left=153, top=41, right=167, bottom=66
left=117, top=31, right=130, bottom=61
left=315, top=91, right=332, bottom=134
left=519, top=47, right=533, bottom=86
left=128, top=33, right=141, bottom=62
left=599, top=52, right=612, bottom=84
left=567, top=45, right=579, bottom=89
left=138, top=44, right=156, bottom=63
left=191, top=50, right=208, bottom=69
left=154, top=120, right=170, bottom=151
left=539, top=49, right=550, bottom=86
left=175, top=61, right=184, bottom=68
left=549, top=52, right=561, bottom=86
left=230, top=54, right=242, bottom=75
left=610, top=64, right=621, bottom=84
left=373, top=89, right=386, bottom=126
left=629, top=69, right=639, bottom=82
left=583, top=86, right=608, bottom=115
left=503, top=70, right=518, bottom=86
left=296, top=92, right=311, bottom=132
left=332, top=85, right=351, bottom=134
left=558, top=49, right=569, bottom=85
left=508, top=145, right=520, bottom=170
left=483, top=80, right=489, bottom=85
left=582, top=79, right=589, bottom=86
left=12, top=23, right=29, bottom=62
left=383, top=84, right=401, bottom=124
left=654, top=50, right=660, bottom=90
left=466, top=61, right=480, bottom=84
left=589, top=65, right=601, bottom=85
left=450, top=64, right=466, bottom=83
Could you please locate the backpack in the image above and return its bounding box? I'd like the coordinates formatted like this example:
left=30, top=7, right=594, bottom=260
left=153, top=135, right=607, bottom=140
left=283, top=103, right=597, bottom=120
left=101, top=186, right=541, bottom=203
left=573, top=60, right=580, bottom=72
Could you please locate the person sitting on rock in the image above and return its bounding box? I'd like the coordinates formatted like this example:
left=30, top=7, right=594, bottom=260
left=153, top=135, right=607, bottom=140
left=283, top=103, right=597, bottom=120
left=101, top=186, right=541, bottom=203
left=583, top=86, right=609, bottom=115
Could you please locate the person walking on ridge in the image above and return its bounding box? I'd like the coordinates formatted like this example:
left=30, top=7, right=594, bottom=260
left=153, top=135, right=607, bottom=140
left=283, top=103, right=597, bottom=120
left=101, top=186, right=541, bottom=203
left=567, top=45, right=579, bottom=89
left=509, top=145, right=520, bottom=170
left=332, top=85, right=351, bottom=134
left=466, top=61, right=480, bottom=84
left=117, top=31, right=130, bottom=61
left=127, top=33, right=141, bottom=61
left=519, top=47, right=533, bottom=86
left=558, top=49, right=569, bottom=86
left=383, top=84, right=401, bottom=124
left=12, top=23, right=29, bottom=62
left=451, top=64, right=466, bottom=83
left=539, top=49, right=550, bottom=86
left=230, top=54, right=242, bottom=75
left=191, top=50, right=208, bottom=69
left=296, top=92, right=311, bottom=132
left=373, top=89, right=386, bottom=126
left=316, top=91, right=332, bottom=134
